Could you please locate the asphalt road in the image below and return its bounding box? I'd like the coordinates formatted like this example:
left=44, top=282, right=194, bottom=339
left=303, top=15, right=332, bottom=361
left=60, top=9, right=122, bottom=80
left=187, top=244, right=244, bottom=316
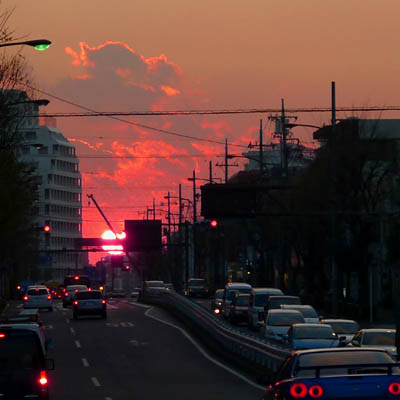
left=32, top=298, right=264, bottom=400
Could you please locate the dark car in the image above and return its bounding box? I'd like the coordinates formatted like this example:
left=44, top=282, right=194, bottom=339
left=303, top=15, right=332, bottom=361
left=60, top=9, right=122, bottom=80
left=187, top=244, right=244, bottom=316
left=229, top=293, right=250, bottom=324
left=210, top=289, right=224, bottom=315
left=261, top=347, right=400, bottom=400
left=72, top=290, right=107, bottom=319
left=186, top=278, right=209, bottom=298
left=0, top=327, right=55, bottom=399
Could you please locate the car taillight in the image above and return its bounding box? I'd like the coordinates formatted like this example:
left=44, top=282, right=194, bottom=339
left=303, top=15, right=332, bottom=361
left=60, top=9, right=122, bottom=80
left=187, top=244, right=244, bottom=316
left=101, top=299, right=106, bottom=304
left=39, top=371, right=48, bottom=386
left=75, top=289, right=79, bottom=293
left=73, top=300, right=79, bottom=306
left=23, top=296, right=28, bottom=301
left=290, top=383, right=307, bottom=398
left=64, top=292, right=69, bottom=297
left=0, top=333, right=6, bottom=339
left=309, top=385, right=323, bottom=398
left=47, top=295, right=52, bottom=301
left=88, top=287, right=92, bottom=291
left=214, top=308, right=220, bottom=314
left=389, top=383, right=400, bottom=395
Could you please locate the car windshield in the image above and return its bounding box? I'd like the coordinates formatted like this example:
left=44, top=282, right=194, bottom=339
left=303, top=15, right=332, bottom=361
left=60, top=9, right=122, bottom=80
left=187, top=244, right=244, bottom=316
left=362, top=331, right=395, bottom=346
left=188, top=279, right=206, bottom=286
left=269, top=297, right=301, bottom=308
left=76, top=291, right=102, bottom=300
left=147, top=282, right=164, bottom=288
left=235, top=296, right=250, bottom=306
left=26, top=289, right=48, bottom=296
left=0, top=334, right=42, bottom=370
left=293, top=326, right=336, bottom=339
left=327, top=321, right=360, bottom=334
left=268, top=312, right=304, bottom=326
left=215, top=290, right=224, bottom=299
left=296, top=350, right=395, bottom=377
left=66, top=285, right=88, bottom=292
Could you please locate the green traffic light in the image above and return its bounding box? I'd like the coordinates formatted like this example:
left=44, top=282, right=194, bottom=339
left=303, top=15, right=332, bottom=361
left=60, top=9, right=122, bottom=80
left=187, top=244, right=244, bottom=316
left=34, top=44, right=50, bottom=51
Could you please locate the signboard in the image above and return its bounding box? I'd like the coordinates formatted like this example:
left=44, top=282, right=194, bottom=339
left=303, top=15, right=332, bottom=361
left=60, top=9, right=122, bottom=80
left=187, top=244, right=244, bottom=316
left=124, top=220, right=162, bottom=252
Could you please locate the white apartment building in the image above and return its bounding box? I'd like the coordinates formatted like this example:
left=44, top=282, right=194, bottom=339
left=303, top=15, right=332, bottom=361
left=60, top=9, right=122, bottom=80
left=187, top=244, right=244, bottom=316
left=9, top=90, right=84, bottom=280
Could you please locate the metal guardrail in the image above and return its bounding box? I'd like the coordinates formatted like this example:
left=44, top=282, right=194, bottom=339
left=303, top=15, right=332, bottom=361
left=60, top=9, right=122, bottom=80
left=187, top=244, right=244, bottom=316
left=146, top=290, right=291, bottom=376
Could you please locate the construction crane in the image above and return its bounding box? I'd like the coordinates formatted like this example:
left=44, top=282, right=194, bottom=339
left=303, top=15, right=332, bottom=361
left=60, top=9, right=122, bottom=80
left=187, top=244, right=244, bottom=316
left=87, top=194, right=117, bottom=235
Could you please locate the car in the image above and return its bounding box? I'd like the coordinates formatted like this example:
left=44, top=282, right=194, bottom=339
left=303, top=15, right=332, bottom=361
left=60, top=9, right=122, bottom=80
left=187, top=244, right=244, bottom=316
left=283, top=323, right=342, bottom=349
left=72, top=290, right=107, bottom=319
left=265, top=295, right=301, bottom=313
left=0, top=327, right=55, bottom=399
left=139, top=280, right=166, bottom=302
left=186, top=278, right=209, bottom=298
left=247, top=287, right=284, bottom=330
left=62, top=284, right=88, bottom=308
left=229, top=293, right=250, bottom=324
left=210, top=289, right=224, bottom=315
left=347, top=328, right=397, bottom=359
left=222, top=282, right=252, bottom=319
left=260, top=347, right=400, bottom=400
left=63, top=274, right=91, bottom=288
left=320, top=318, right=359, bottom=344
left=261, top=309, right=305, bottom=341
left=280, top=304, right=320, bottom=323
left=130, top=287, right=141, bottom=298
left=164, top=283, right=175, bottom=292
left=23, top=287, right=53, bottom=312
left=109, top=289, right=126, bottom=298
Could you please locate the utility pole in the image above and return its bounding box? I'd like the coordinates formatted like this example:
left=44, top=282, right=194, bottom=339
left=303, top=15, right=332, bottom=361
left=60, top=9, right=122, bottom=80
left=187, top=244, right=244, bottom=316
left=330, top=81, right=338, bottom=315
left=216, top=138, right=238, bottom=183
left=281, top=99, right=288, bottom=179
left=209, top=161, right=213, bottom=184
left=191, top=170, right=197, bottom=223
left=259, top=119, right=264, bottom=175
left=167, top=191, right=171, bottom=239
left=153, top=198, right=156, bottom=220
left=178, top=184, right=182, bottom=227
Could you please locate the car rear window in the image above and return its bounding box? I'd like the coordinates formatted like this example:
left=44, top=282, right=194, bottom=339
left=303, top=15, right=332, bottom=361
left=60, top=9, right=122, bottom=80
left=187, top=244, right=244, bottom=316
left=189, top=279, right=206, bottom=286
left=227, top=288, right=251, bottom=300
left=236, top=295, right=250, bottom=306
left=0, top=334, right=42, bottom=370
left=215, top=290, right=224, bottom=299
left=293, top=326, right=336, bottom=340
left=296, top=350, right=395, bottom=377
left=66, top=285, right=87, bottom=291
left=27, top=289, right=48, bottom=296
left=287, top=306, right=318, bottom=318
left=268, top=312, right=304, bottom=326
left=76, top=291, right=102, bottom=300
left=327, top=321, right=359, bottom=334
left=363, top=332, right=395, bottom=346
left=269, top=297, right=301, bottom=308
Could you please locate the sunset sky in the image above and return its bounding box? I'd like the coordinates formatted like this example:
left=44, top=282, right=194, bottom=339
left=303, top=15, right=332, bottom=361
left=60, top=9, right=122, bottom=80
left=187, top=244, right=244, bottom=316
left=6, top=0, right=400, bottom=248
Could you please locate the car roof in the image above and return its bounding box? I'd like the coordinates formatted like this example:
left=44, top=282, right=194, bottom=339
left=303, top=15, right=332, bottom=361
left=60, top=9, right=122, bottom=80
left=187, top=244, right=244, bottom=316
left=292, top=323, right=333, bottom=329
left=269, top=295, right=300, bottom=300
left=66, top=284, right=88, bottom=289
left=292, top=347, right=392, bottom=356
left=79, top=289, right=101, bottom=294
left=281, top=304, right=315, bottom=309
left=358, top=328, right=395, bottom=333
left=145, top=280, right=164, bottom=283
left=321, top=318, right=358, bottom=323
left=252, top=287, right=283, bottom=293
left=226, top=282, right=252, bottom=288
left=268, top=309, right=303, bottom=315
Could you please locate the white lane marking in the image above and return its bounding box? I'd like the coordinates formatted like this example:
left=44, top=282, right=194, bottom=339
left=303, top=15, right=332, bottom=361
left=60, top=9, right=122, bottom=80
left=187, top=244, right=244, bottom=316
left=91, top=377, right=101, bottom=387
left=75, top=340, right=81, bottom=348
left=127, top=301, right=151, bottom=309
left=70, top=327, right=75, bottom=335
left=17, top=304, right=22, bottom=309
left=144, top=307, right=264, bottom=390
left=105, top=397, right=112, bottom=400
left=82, top=358, right=89, bottom=367
left=65, top=318, right=70, bottom=324
left=106, top=304, right=118, bottom=309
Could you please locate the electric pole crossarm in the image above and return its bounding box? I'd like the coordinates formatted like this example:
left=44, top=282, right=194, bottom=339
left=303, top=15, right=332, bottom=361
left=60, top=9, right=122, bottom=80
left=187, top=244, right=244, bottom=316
left=87, top=194, right=117, bottom=234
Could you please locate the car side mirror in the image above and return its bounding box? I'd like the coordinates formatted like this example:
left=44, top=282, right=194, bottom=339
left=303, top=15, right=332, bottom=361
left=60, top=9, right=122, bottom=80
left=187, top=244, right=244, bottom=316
left=45, top=358, right=55, bottom=370
left=351, top=339, right=360, bottom=346
left=45, top=338, right=54, bottom=351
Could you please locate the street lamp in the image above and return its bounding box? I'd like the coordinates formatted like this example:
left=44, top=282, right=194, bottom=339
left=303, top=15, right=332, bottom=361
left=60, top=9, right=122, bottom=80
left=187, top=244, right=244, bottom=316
left=0, top=39, right=51, bottom=51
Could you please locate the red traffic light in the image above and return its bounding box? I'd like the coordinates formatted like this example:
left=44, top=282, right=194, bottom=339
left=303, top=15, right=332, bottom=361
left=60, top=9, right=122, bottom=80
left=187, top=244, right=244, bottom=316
left=43, top=225, right=51, bottom=233
left=123, top=265, right=130, bottom=271
left=210, top=220, right=218, bottom=228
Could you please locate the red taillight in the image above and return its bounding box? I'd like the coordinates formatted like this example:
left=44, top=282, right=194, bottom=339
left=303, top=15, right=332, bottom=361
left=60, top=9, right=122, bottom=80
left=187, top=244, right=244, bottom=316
left=389, top=383, right=400, bottom=395
left=64, top=292, right=69, bottom=297
left=309, top=385, right=323, bottom=398
left=101, top=299, right=106, bottom=304
left=39, top=371, right=48, bottom=386
left=47, top=295, right=52, bottom=301
left=88, top=288, right=92, bottom=291
left=0, top=333, right=6, bottom=339
left=23, top=296, right=28, bottom=301
left=75, top=289, right=79, bottom=293
left=73, top=300, right=78, bottom=306
left=74, top=276, right=79, bottom=280
left=290, top=383, right=307, bottom=398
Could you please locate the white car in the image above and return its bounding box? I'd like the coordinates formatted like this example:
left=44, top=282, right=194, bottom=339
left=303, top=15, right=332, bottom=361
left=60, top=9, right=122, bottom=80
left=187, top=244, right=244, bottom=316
left=280, top=304, right=320, bottom=323
left=320, top=318, right=359, bottom=344
left=247, top=287, right=284, bottom=330
left=284, top=323, right=341, bottom=350
left=347, top=328, right=397, bottom=359
left=261, top=309, right=305, bottom=341
left=23, top=287, right=53, bottom=312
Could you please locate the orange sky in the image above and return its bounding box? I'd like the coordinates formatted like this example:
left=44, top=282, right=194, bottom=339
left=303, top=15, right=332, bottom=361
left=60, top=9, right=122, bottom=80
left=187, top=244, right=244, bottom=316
left=6, top=0, right=400, bottom=255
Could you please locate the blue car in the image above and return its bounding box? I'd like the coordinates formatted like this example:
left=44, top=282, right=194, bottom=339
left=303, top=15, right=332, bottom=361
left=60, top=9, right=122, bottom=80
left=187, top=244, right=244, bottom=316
left=260, top=347, right=400, bottom=400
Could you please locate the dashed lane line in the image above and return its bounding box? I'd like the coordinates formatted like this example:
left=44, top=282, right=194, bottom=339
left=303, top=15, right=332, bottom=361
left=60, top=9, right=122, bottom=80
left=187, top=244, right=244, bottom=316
left=91, top=377, right=101, bottom=387
left=70, top=327, right=75, bottom=335
left=144, top=307, right=264, bottom=390
left=75, top=340, right=81, bottom=348
left=82, top=358, right=89, bottom=367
